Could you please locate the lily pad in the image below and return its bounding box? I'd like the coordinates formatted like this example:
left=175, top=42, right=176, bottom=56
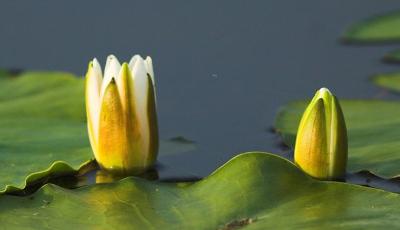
left=343, top=10, right=400, bottom=43
left=1, top=153, right=400, bottom=229
left=159, top=136, right=196, bottom=156
left=372, top=72, right=400, bottom=93
left=0, top=71, right=195, bottom=193
left=275, top=100, right=400, bottom=178
left=0, top=71, right=91, bottom=193
left=384, top=50, right=400, bottom=63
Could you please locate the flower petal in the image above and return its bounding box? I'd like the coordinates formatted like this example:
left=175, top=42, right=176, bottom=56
left=128, top=55, right=141, bottom=70
left=117, top=63, right=133, bottom=111
left=146, top=75, right=159, bottom=165
left=295, top=98, right=329, bottom=179
left=329, top=96, right=348, bottom=177
left=145, top=56, right=155, bottom=83
left=101, top=55, right=121, bottom=98
left=131, top=57, right=151, bottom=167
left=145, top=56, right=157, bottom=104
left=85, top=58, right=103, bottom=158
left=98, top=78, right=128, bottom=172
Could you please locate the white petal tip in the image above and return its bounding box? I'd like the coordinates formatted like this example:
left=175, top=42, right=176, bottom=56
left=92, top=58, right=101, bottom=68
left=318, top=87, right=331, bottom=94
left=107, top=54, right=118, bottom=59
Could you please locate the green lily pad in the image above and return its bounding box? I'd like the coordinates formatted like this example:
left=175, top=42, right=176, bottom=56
left=0, top=71, right=91, bottom=193
left=1, top=152, right=400, bottom=229
left=372, top=72, right=400, bottom=93
left=275, top=100, right=400, bottom=178
left=160, top=136, right=196, bottom=156
left=384, top=50, right=400, bottom=63
left=0, top=71, right=195, bottom=193
left=343, top=10, right=400, bottom=43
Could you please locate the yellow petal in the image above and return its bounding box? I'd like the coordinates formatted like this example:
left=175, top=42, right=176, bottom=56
left=117, top=63, right=133, bottom=111
left=295, top=98, right=329, bottom=179
left=328, top=96, right=347, bottom=178
left=97, top=78, right=128, bottom=172
left=145, top=75, right=159, bottom=166
left=118, top=63, right=145, bottom=170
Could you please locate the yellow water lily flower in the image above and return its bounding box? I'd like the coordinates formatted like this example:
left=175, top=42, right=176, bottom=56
left=85, top=54, right=158, bottom=174
left=294, top=88, right=348, bottom=180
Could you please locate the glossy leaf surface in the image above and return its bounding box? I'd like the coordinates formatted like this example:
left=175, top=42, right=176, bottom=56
left=1, top=153, right=400, bottom=229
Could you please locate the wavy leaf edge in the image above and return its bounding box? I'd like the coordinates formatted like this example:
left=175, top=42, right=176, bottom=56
left=2, top=159, right=95, bottom=194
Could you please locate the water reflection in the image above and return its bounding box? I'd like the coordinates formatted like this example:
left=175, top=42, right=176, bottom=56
left=95, top=168, right=159, bottom=184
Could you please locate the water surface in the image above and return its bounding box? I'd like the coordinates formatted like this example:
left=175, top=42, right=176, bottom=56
left=1, top=1, right=400, bottom=179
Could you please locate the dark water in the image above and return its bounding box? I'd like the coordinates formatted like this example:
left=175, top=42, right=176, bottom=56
left=1, top=1, right=400, bottom=180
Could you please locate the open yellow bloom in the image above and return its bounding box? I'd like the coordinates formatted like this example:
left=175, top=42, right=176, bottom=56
left=85, top=54, right=158, bottom=174
left=294, top=88, right=347, bottom=180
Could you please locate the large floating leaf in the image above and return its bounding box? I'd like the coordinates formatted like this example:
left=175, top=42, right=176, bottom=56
left=384, top=50, right=400, bottom=63
left=160, top=136, right=196, bottom=156
left=372, top=72, right=400, bottom=93
left=0, top=71, right=91, bottom=193
left=275, top=100, right=400, bottom=178
left=1, top=153, right=400, bottom=229
left=343, top=10, right=400, bottom=43
left=0, top=71, right=195, bottom=193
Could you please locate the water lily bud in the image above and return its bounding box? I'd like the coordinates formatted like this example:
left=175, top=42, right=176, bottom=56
left=85, top=55, right=158, bottom=174
left=294, top=88, right=347, bottom=180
